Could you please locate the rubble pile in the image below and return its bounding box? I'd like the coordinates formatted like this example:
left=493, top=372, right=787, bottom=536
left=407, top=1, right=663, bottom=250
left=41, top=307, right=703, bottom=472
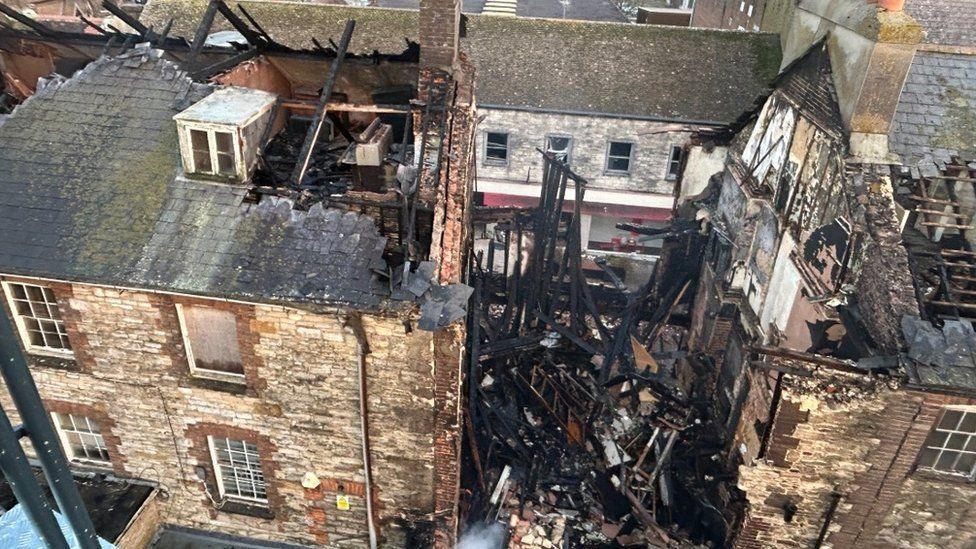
left=463, top=153, right=725, bottom=548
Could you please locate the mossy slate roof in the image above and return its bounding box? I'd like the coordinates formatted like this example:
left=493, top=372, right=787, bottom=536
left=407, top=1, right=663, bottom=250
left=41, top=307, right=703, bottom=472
left=140, top=0, right=782, bottom=124
left=889, top=51, right=976, bottom=172
left=0, top=48, right=390, bottom=308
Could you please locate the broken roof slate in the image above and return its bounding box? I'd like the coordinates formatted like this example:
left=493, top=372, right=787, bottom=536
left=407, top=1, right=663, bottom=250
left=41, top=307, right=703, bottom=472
left=139, top=1, right=781, bottom=124
left=0, top=47, right=390, bottom=309
left=889, top=51, right=976, bottom=170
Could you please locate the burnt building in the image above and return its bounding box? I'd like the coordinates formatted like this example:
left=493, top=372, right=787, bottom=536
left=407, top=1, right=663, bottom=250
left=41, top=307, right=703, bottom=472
left=0, top=1, right=475, bottom=547
left=658, top=1, right=976, bottom=547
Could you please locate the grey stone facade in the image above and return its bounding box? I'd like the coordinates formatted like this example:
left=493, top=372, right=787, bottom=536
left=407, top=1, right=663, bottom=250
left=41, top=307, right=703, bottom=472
left=477, top=108, right=707, bottom=195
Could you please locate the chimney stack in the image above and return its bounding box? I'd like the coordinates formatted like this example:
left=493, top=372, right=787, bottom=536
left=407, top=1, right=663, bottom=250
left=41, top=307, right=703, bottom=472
left=419, top=0, right=461, bottom=72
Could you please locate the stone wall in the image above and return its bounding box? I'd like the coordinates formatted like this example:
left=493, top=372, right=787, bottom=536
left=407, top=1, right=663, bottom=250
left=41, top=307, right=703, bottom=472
left=735, top=381, right=976, bottom=549
left=0, top=278, right=443, bottom=548
left=477, top=108, right=699, bottom=195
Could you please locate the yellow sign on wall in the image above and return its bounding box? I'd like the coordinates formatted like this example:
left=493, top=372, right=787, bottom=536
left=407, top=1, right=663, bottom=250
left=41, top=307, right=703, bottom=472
left=336, top=495, right=351, bottom=511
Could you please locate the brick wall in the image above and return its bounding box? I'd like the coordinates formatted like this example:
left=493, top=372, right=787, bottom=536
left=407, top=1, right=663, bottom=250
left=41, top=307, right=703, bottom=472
left=735, top=381, right=976, bottom=549
left=477, top=108, right=698, bottom=195
left=0, top=279, right=445, bottom=547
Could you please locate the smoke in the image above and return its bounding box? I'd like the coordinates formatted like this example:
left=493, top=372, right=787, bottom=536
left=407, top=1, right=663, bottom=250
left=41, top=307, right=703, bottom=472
left=456, top=521, right=508, bottom=549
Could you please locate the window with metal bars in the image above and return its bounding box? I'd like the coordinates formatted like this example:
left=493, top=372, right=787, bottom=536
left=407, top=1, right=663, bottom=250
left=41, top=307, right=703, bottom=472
left=3, top=282, right=72, bottom=355
left=52, top=413, right=109, bottom=464
left=918, top=408, right=976, bottom=478
left=208, top=436, right=268, bottom=503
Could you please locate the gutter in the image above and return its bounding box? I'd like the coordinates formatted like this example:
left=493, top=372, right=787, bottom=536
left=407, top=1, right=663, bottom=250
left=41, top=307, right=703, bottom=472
left=476, top=104, right=728, bottom=127
left=344, top=313, right=378, bottom=549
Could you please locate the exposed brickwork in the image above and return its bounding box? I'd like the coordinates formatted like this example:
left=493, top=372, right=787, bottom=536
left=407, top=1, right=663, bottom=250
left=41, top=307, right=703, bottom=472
left=419, top=0, right=460, bottom=71
left=0, top=281, right=447, bottom=547
left=735, top=383, right=976, bottom=549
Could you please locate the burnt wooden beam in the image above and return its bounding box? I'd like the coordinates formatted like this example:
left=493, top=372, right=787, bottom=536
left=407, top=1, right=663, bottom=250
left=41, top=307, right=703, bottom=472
left=291, top=19, right=356, bottom=185
left=214, top=0, right=264, bottom=47
left=190, top=47, right=260, bottom=79
left=186, top=0, right=220, bottom=67
left=236, top=4, right=276, bottom=46
left=0, top=3, right=60, bottom=37
left=100, top=0, right=151, bottom=39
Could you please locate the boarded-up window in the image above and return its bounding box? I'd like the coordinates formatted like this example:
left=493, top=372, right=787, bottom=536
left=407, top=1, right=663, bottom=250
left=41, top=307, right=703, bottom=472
left=177, top=305, right=244, bottom=379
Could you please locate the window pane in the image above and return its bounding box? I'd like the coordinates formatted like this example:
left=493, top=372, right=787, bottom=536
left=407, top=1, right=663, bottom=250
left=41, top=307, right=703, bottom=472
left=939, top=409, right=963, bottom=430
left=965, top=436, right=976, bottom=452
left=935, top=451, right=958, bottom=471
left=214, top=132, right=234, bottom=154
left=608, top=157, right=630, bottom=172
left=959, top=412, right=976, bottom=433
left=211, top=437, right=267, bottom=502
left=217, top=153, right=235, bottom=176
left=918, top=447, right=940, bottom=467
left=609, top=141, right=632, bottom=157
left=927, top=430, right=950, bottom=448
left=956, top=453, right=976, bottom=475
left=547, top=136, right=570, bottom=152
left=181, top=306, right=245, bottom=376
left=8, top=284, right=70, bottom=352
left=190, top=130, right=212, bottom=173
left=946, top=433, right=967, bottom=450
left=486, top=132, right=508, bottom=161
left=191, top=129, right=209, bottom=151
left=55, top=413, right=109, bottom=464
left=487, top=132, right=507, bottom=148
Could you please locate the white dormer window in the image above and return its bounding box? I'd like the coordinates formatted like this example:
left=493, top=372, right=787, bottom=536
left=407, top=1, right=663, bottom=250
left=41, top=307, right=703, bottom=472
left=174, top=87, right=277, bottom=183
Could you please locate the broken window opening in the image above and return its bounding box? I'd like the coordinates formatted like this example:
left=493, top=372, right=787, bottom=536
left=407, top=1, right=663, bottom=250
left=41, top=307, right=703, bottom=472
left=917, top=407, right=976, bottom=478
left=606, top=141, right=634, bottom=174
left=52, top=412, right=110, bottom=465
left=176, top=304, right=246, bottom=382
left=666, top=145, right=683, bottom=180
left=2, top=281, right=72, bottom=355
left=545, top=134, right=572, bottom=165
left=485, top=131, right=509, bottom=164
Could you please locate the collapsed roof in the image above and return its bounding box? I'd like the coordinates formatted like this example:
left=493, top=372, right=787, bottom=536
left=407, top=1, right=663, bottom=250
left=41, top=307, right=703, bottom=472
left=140, top=0, right=783, bottom=124
left=0, top=47, right=391, bottom=309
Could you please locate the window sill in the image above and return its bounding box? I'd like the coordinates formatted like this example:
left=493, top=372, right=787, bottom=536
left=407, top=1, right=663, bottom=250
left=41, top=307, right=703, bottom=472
left=912, top=468, right=975, bottom=484
left=603, top=170, right=632, bottom=177
left=187, top=374, right=248, bottom=395
left=218, top=500, right=274, bottom=520
left=26, top=347, right=74, bottom=360
left=483, top=160, right=508, bottom=167
left=68, top=459, right=113, bottom=472
left=27, top=353, right=81, bottom=372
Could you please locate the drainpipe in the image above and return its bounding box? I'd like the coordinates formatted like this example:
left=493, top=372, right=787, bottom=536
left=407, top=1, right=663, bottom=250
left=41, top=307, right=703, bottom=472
left=344, top=314, right=378, bottom=549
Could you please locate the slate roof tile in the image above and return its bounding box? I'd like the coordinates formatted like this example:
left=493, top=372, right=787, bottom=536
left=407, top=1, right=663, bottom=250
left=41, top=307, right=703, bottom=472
left=0, top=47, right=391, bottom=309
left=140, top=0, right=781, bottom=124
left=890, top=51, right=976, bottom=169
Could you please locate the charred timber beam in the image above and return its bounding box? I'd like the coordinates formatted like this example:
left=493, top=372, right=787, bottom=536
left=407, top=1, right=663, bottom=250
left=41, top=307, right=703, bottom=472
left=750, top=346, right=864, bottom=374
left=0, top=3, right=61, bottom=37
left=291, top=19, right=355, bottom=185
left=190, top=47, right=260, bottom=79
left=100, top=0, right=151, bottom=39
left=236, top=4, right=277, bottom=46
left=186, top=0, right=220, bottom=67
left=214, top=0, right=264, bottom=47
